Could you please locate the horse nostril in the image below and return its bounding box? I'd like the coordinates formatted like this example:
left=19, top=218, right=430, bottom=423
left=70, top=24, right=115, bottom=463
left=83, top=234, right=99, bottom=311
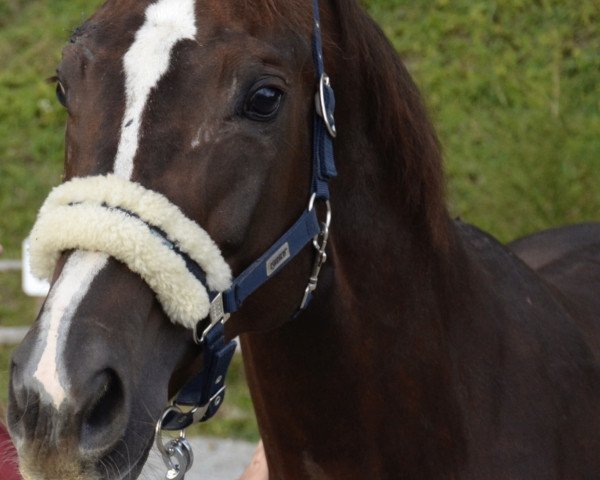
left=80, top=369, right=126, bottom=452
left=8, top=360, right=28, bottom=437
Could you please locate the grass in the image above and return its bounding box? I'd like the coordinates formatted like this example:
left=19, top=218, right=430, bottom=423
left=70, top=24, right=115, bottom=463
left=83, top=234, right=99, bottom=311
left=0, top=346, right=13, bottom=410
left=0, top=271, right=40, bottom=327
left=0, top=0, right=598, bottom=440
left=366, top=0, right=600, bottom=240
left=0, top=0, right=103, bottom=259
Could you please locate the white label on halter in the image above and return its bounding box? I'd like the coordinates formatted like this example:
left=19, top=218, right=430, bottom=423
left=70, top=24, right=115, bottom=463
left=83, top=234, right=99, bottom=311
left=266, top=243, right=291, bottom=277
left=113, top=0, right=197, bottom=179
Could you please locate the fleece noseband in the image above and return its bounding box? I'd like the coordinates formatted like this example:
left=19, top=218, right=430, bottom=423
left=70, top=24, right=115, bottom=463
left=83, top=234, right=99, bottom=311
left=29, top=174, right=232, bottom=329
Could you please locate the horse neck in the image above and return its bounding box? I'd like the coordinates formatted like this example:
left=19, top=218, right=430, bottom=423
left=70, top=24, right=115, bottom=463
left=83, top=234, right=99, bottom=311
left=240, top=84, right=471, bottom=479
left=240, top=5, right=472, bottom=474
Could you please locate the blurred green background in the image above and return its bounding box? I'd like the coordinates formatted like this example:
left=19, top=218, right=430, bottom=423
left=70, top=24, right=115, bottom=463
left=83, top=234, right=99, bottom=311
left=0, top=0, right=598, bottom=440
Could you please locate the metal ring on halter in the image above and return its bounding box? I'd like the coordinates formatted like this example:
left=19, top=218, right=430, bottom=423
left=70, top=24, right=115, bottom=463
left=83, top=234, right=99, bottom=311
left=300, top=194, right=332, bottom=310
left=308, top=193, right=332, bottom=221
left=318, top=73, right=337, bottom=138
left=308, top=193, right=331, bottom=239
left=313, top=222, right=330, bottom=251
left=155, top=405, right=186, bottom=466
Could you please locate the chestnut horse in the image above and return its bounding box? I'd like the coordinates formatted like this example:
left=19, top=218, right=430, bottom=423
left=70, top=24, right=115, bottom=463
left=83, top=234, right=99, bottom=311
left=8, top=0, right=600, bottom=479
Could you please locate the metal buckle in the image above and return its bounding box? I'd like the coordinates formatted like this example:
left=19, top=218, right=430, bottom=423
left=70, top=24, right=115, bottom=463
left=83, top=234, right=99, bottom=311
left=301, top=194, right=332, bottom=309
left=193, top=293, right=230, bottom=344
left=185, top=385, right=226, bottom=424
left=316, top=73, right=337, bottom=138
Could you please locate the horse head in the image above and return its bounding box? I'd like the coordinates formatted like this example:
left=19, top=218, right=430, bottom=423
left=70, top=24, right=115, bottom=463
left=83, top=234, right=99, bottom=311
left=8, top=0, right=455, bottom=477
left=8, top=1, right=322, bottom=478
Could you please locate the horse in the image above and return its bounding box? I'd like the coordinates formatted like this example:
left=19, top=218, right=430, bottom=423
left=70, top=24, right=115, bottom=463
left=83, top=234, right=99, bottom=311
left=7, top=0, right=600, bottom=479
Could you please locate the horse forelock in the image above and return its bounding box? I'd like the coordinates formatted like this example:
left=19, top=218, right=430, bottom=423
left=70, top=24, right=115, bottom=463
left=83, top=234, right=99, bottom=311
left=237, top=0, right=310, bottom=30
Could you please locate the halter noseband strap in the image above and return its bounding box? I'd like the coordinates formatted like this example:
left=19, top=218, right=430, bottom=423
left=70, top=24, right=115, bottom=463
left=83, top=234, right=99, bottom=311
left=159, top=0, right=337, bottom=434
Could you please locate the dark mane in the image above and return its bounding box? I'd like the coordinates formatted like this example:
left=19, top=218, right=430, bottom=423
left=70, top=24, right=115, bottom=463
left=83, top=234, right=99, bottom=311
left=328, top=0, right=449, bottom=247
left=245, top=0, right=449, bottom=246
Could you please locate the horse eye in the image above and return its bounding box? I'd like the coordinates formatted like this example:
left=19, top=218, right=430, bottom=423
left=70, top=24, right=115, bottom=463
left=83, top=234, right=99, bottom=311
left=55, top=80, right=67, bottom=107
left=244, top=86, right=284, bottom=121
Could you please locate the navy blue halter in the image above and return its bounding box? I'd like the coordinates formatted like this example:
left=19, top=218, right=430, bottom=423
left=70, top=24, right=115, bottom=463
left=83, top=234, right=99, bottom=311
left=160, top=0, right=337, bottom=431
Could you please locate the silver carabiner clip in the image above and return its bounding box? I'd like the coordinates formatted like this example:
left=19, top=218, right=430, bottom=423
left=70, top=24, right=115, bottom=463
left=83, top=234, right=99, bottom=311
left=155, top=406, right=194, bottom=480
left=163, top=436, right=193, bottom=480
left=301, top=194, right=332, bottom=309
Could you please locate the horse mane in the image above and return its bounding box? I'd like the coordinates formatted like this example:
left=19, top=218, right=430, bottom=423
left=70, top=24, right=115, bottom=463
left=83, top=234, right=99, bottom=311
left=329, top=0, right=449, bottom=248
left=245, top=0, right=449, bottom=246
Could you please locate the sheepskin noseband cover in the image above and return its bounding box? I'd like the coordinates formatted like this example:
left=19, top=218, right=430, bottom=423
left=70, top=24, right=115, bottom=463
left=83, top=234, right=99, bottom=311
left=29, top=174, right=232, bottom=329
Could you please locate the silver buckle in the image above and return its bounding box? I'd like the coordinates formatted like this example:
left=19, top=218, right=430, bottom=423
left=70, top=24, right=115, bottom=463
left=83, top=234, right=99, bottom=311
left=193, top=293, right=230, bottom=344
left=315, top=73, right=337, bottom=138
left=185, top=385, right=226, bottom=424
left=209, top=292, right=229, bottom=325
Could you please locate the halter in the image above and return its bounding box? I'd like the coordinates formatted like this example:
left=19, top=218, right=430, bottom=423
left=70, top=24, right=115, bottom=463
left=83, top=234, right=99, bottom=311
left=154, top=2, right=337, bottom=475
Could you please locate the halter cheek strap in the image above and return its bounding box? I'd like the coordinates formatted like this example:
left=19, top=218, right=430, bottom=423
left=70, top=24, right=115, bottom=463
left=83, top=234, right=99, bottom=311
left=196, top=0, right=336, bottom=329
left=163, top=0, right=338, bottom=430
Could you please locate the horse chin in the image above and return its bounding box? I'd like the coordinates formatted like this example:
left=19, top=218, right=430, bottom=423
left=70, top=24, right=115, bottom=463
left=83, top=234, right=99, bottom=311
left=10, top=401, right=157, bottom=480
left=15, top=427, right=154, bottom=480
left=96, top=435, right=154, bottom=480
left=18, top=452, right=100, bottom=480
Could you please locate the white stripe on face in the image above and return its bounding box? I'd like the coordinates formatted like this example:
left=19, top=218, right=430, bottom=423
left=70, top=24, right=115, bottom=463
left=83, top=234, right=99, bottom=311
left=30, top=0, right=198, bottom=411
left=113, top=0, right=198, bottom=179
left=32, top=251, right=109, bottom=410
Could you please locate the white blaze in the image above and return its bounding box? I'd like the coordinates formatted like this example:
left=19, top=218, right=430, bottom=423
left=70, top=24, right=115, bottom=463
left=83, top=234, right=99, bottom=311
left=113, top=0, right=198, bottom=178
left=33, top=251, right=109, bottom=409
left=32, top=0, right=198, bottom=410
